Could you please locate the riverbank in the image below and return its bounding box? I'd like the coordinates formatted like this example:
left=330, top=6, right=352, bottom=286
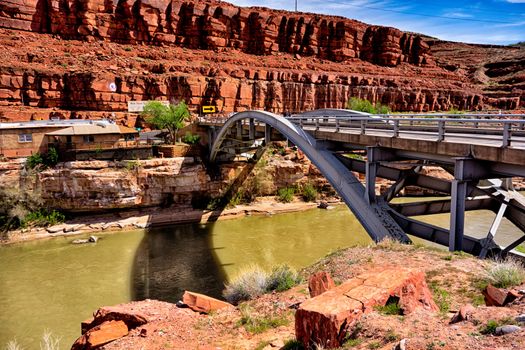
left=72, top=241, right=525, bottom=350
left=1, top=197, right=341, bottom=245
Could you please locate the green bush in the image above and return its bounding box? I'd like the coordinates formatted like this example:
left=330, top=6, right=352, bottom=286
left=182, top=132, right=201, bottom=145
left=267, top=264, right=301, bottom=292
left=347, top=97, right=390, bottom=114
left=26, top=153, right=43, bottom=169
left=281, top=339, right=304, bottom=350
left=26, top=148, right=60, bottom=169
left=21, top=209, right=65, bottom=228
left=277, top=187, right=295, bottom=203
left=486, top=258, right=525, bottom=288
left=142, top=101, right=190, bottom=144
left=301, top=183, right=318, bottom=202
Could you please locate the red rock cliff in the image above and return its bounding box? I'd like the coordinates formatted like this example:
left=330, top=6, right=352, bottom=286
left=0, top=0, right=519, bottom=122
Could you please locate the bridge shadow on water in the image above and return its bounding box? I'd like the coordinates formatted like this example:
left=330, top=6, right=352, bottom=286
left=130, top=222, right=228, bottom=302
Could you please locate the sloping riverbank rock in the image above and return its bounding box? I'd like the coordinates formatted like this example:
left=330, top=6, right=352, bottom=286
left=295, top=268, right=438, bottom=348
left=308, top=271, right=336, bottom=297
left=483, top=284, right=521, bottom=307
left=182, top=291, right=234, bottom=314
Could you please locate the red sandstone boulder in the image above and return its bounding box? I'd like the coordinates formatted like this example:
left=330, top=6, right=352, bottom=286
left=308, top=271, right=336, bottom=297
left=87, top=305, right=148, bottom=330
left=71, top=320, right=128, bottom=350
left=450, top=304, right=475, bottom=324
left=182, top=291, right=234, bottom=314
left=295, top=268, right=438, bottom=348
left=483, top=284, right=520, bottom=307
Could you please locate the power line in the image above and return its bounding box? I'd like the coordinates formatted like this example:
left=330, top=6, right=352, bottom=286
left=320, top=0, right=515, bottom=24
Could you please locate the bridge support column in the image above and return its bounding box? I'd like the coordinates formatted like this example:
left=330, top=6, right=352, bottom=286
left=449, top=157, right=486, bottom=252
left=365, top=147, right=396, bottom=204
left=236, top=120, right=243, bottom=138
left=249, top=118, right=255, bottom=139
left=207, top=126, right=217, bottom=153
left=366, top=159, right=378, bottom=204
left=265, top=124, right=272, bottom=145
left=450, top=179, right=467, bottom=252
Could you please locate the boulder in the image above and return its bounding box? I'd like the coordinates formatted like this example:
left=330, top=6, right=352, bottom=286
left=495, top=325, right=521, bottom=336
left=449, top=304, right=475, bottom=324
left=483, top=284, right=519, bottom=307
left=88, top=306, right=149, bottom=330
left=308, top=271, right=336, bottom=297
left=182, top=291, right=234, bottom=314
left=71, top=320, right=128, bottom=350
left=295, top=268, right=438, bottom=348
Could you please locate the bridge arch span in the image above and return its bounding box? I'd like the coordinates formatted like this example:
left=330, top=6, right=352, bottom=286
left=209, top=110, right=410, bottom=243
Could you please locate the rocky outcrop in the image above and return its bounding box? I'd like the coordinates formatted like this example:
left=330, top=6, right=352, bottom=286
left=0, top=153, right=328, bottom=212
left=295, top=268, right=438, bottom=348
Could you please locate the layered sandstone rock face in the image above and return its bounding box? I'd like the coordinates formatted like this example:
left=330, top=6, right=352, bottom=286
left=0, top=0, right=430, bottom=66
left=0, top=153, right=327, bottom=211
left=0, top=0, right=503, bottom=122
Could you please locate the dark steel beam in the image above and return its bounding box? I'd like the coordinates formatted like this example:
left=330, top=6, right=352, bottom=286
left=391, top=197, right=495, bottom=216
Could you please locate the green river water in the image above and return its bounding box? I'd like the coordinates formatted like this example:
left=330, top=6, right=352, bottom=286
left=0, top=204, right=522, bottom=349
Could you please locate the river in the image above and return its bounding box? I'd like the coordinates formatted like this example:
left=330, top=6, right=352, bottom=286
left=0, top=204, right=522, bottom=349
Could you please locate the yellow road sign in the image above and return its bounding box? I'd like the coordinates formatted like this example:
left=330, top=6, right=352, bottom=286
left=202, top=105, right=217, bottom=114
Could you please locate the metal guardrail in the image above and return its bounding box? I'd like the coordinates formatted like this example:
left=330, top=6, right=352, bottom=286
left=286, top=115, right=525, bottom=148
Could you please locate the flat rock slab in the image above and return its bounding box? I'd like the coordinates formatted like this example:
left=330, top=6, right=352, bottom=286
left=72, top=320, right=128, bottom=350
left=295, top=268, right=438, bottom=348
left=182, top=291, right=234, bottom=314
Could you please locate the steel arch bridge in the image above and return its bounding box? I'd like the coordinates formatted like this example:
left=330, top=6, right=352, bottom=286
left=207, top=109, right=525, bottom=258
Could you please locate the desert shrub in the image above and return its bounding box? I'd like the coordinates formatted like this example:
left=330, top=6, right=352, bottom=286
left=124, top=159, right=141, bottom=171
left=486, top=258, right=525, bottom=288
left=21, top=209, right=65, bottom=228
left=182, top=132, right=201, bottom=145
left=281, top=339, right=304, bottom=350
left=277, top=187, right=295, bottom=203
left=0, top=188, right=45, bottom=232
left=267, top=264, right=301, bottom=292
left=223, top=265, right=269, bottom=304
left=25, top=148, right=60, bottom=169
left=26, top=153, right=43, bottom=169
left=301, top=183, right=318, bottom=202
left=4, top=339, right=24, bottom=350
left=40, top=330, right=60, bottom=350
left=347, top=97, right=390, bottom=114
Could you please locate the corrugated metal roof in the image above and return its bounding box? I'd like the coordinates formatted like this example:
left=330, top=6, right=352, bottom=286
left=46, top=123, right=123, bottom=136
left=0, top=119, right=114, bottom=130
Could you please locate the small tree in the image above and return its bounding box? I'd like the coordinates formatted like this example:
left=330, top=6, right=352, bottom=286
left=142, top=101, right=190, bottom=144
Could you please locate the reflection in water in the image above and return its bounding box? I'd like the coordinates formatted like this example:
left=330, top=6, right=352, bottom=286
left=132, top=223, right=226, bottom=301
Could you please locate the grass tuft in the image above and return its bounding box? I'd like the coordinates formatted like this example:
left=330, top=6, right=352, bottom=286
left=223, top=264, right=301, bottom=304
left=237, top=305, right=289, bottom=334
left=301, top=183, right=318, bottom=202
left=486, top=258, right=525, bottom=288
left=281, top=339, right=304, bottom=350
left=267, top=265, right=302, bottom=292
left=277, top=187, right=295, bottom=203
left=5, top=339, right=24, bottom=350
left=40, top=330, right=60, bottom=350
left=223, top=265, right=268, bottom=304
left=374, top=297, right=402, bottom=315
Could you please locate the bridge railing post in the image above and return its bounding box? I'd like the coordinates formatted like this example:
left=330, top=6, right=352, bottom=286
left=315, top=118, right=319, bottom=131
left=336, top=118, right=340, bottom=132
left=502, top=123, right=511, bottom=147
left=300, top=118, right=304, bottom=128
left=437, top=121, right=445, bottom=141
left=393, top=120, right=400, bottom=138
left=360, top=120, right=366, bottom=135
